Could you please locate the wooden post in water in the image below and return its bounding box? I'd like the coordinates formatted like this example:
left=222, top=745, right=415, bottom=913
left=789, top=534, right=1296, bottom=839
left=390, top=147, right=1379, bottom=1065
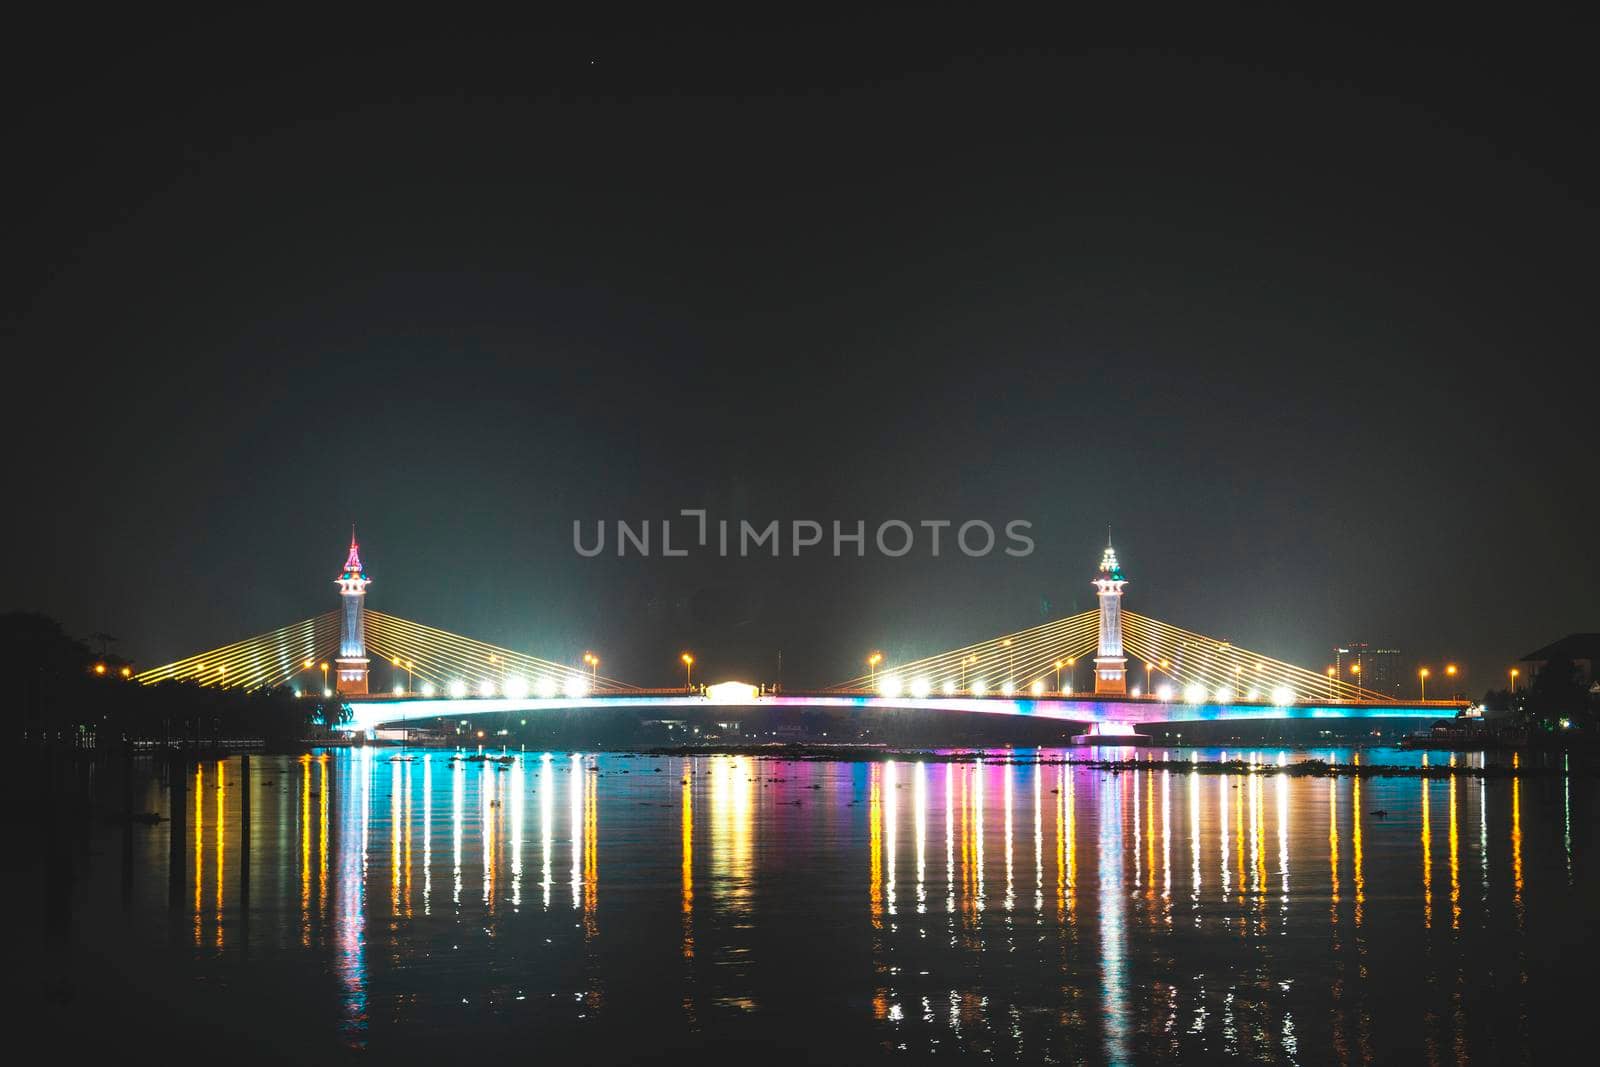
left=121, top=736, right=134, bottom=909
left=239, top=753, right=251, bottom=957
left=167, top=749, right=186, bottom=935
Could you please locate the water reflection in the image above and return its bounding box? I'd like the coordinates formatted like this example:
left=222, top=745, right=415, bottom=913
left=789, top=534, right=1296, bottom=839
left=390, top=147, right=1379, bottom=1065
left=105, top=747, right=1593, bottom=1061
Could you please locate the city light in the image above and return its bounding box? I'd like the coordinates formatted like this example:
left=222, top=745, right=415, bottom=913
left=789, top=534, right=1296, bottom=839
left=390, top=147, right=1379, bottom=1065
left=911, top=676, right=931, bottom=698
left=505, top=675, right=528, bottom=699
left=449, top=679, right=467, bottom=698
left=1156, top=684, right=1173, bottom=701
left=1215, top=686, right=1233, bottom=704
left=880, top=675, right=902, bottom=698
left=538, top=677, right=558, bottom=699
left=1030, top=679, right=1044, bottom=696
left=1183, top=683, right=1206, bottom=705
left=564, top=677, right=588, bottom=699
left=972, top=678, right=987, bottom=696
left=421, top=682, right=435, bottom=697
left=1271, top=685, right=1295, bottom=706
left=942, top=679, right=955, bottom=696
left=479, top=679, right=496, bottom=697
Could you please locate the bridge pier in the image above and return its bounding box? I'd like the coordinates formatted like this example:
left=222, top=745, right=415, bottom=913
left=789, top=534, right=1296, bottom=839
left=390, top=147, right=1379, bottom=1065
left=1070, top=721, right=1150, bottom=746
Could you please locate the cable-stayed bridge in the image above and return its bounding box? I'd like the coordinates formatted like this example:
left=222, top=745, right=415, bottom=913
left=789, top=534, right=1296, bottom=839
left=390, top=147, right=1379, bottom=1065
left=134, top=534, right=1464, bottom=738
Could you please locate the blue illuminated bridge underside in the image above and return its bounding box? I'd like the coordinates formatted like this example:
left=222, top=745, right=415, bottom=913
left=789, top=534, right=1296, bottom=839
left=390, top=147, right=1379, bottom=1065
left=333, top=694, right=1463, bottom=735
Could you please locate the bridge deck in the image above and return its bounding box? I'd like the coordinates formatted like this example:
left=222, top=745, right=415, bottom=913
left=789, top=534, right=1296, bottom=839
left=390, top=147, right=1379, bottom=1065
left=330, top=691, right=1467, bottom=734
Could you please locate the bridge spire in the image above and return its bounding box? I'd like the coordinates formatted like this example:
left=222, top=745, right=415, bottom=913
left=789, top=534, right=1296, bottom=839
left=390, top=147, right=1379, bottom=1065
left=334, top=528, right=371, bottom=695
left=1092, top=536, right=1128, bottom=695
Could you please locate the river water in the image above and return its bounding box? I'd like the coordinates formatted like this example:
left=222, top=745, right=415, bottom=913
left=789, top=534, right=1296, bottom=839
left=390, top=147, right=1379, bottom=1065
left=35, top=746, right=1595, bottom=1063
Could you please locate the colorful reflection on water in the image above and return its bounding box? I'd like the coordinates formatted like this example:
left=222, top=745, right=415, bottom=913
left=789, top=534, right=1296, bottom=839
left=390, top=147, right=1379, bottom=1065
left=63, top=747, right=1598, bottom=1062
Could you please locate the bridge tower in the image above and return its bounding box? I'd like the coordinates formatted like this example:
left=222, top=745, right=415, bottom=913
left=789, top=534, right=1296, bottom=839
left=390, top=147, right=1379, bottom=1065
left=334, top=529, right=370, bottom=694
left=1092, top=537, right=1128, bottom=695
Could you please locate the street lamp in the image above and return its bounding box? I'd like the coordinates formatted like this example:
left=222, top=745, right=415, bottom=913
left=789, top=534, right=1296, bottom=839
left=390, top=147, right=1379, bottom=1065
left=1419, top=667, right=1430, bottom=701
left=1446, top=663, right=1458, bottom=699
left=1054, top=659, right=1064, bottom=692
left=320, top=661, right=329, bottom=694
left=1509, top=667, right=1519, bottom=693
left=1326, top=666, right=1336, bottom=701
left=868, top=652, right=883, bottom=689
left=681, top=652, right=694, bottom=691
left=1145, top=661, right=1154, bottom=694
left=391, top=656, right=414, bottom=694
left=583, top=652, right=599, bottom=684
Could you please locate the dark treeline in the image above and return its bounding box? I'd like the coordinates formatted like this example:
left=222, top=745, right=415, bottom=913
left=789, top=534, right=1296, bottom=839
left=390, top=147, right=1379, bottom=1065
left=1479, top=655, right=1599, bottom=738
left=6, top=611, right=327, bottom=750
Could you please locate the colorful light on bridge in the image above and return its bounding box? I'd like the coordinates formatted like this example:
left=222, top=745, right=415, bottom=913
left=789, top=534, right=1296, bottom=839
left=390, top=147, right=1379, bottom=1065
left=564, top=677, right=588, bottom=699
left=479, top=679, right=496, bottom=697
left=1215, top=686, right=1233, bottom=704
left=538, top=678, right=558, bottom=699
left=1156, top=684, right=1173, bottom=701
left=1183, top=683, right=1206, bottom=705
left=505, top=675, right=529, bottom=699
left=449, top=679, right=467, bottom=698
left=421, top=682, right=435, bottom=697
left=911, top=677, right=931, bottom=698
left=1271, top=685, right=1295, bottom=706
left=879, top=675, right=902, bottom=698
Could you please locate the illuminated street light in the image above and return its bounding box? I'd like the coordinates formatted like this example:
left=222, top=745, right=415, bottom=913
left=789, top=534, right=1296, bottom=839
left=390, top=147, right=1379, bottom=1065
left=320, top=662, right=329, bottom=693
left=681, top=652, right=694, bottom=691
left=867, top=652, right=883, bottom=688
left=1054, top=659, right=1064, bottom=692
left=583, top=652, right=599, bottom=683
left=1419, top=667, right=1430, bottom=701
left=1509, top=667, right=1519, bottom=693
left=120, top=666, right=132, bottom=679
left=1446, top=663, right=1458, bottom=699
left=1326, top=666, right=1336, bottom=701
left=93, top=663, right=106, bottom=675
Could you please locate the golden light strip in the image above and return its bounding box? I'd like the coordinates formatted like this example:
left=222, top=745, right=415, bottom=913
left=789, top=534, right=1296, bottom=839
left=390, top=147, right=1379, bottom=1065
left=135, top=611, right=341, bottom=691
left=363, top=610, right=637, bottom=690
left=832, top=610, right=1101, bottom=690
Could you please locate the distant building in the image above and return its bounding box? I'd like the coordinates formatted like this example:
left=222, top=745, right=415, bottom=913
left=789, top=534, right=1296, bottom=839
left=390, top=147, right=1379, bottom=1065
left=1517, top=634, right=1600, bottom=688
left=1335, top=644, right=1401, bottom=697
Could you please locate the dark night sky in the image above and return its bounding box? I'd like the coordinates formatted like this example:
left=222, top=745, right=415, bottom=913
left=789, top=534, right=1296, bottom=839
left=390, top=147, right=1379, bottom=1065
left=5, top=24, right=1595, bottom=692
